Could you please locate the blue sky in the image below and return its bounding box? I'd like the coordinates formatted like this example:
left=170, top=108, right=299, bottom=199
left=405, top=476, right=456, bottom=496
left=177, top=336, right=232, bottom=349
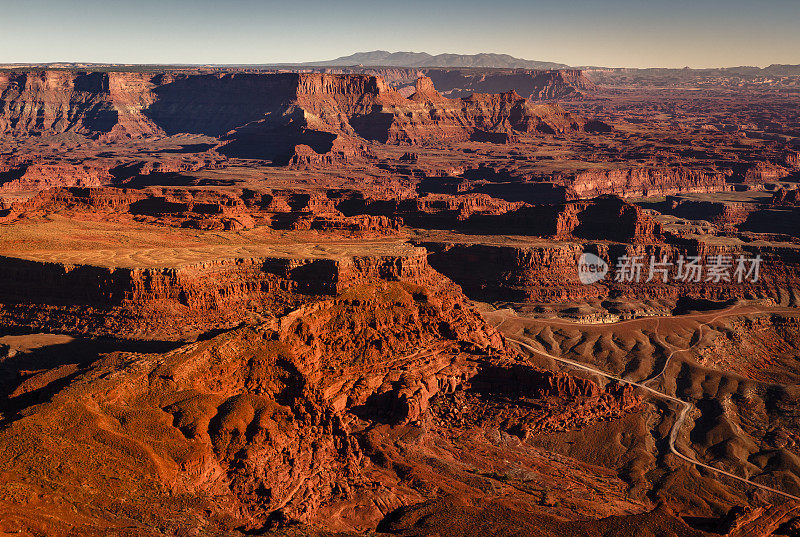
left=2, top=0, right=799, bottom=67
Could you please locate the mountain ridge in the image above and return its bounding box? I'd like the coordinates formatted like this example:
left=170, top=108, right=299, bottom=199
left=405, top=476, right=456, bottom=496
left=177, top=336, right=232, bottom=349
left=304, top=50, right=570, bottom=70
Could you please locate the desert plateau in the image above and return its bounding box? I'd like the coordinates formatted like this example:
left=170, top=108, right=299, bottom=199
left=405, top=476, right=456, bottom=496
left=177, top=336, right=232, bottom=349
left=2, top=3, right=800, bottom=536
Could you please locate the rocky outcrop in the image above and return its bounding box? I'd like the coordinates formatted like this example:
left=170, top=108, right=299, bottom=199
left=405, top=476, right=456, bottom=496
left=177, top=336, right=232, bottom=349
left=6, top=186, right=145, bottom=212
left=352, top=194, right=661, bottom=242
left=0, top=158, right=114, bottom=191
left=411, top=163, right=730, bottom=204
left=713, top=504, right=800, bottom=537
left=663, top=196, right=759, bottom=227
left=420, top=241, right=603, bottom=303
left=1, top=71, right=598, bottom=163
left=286, top=136, right=373, bottom=169
left=419, top=236, right=800, bottom=305
left=569, top=167, right=731, bottom=198
left=0, top=245, right=439, bottom=339
left=0, top=150, right=225, bottom=193
left=732, top=161, right=793, bottom=184
left=424, top=68, right=597, bottom=100
left=0, top=277, right=646, bottom=533
left=397, top=77, right=603, bottom=141
left=1, top=186, right=257, bottom=230
left=309, top=214, right=401, bottom=232
left=0, top=71, right=159, bottom=138
left=772, top=187, right=800, bottom=206
left=342, top=192, right=524, bottom=227
left=549, top=195, right=663, bottom=242
left=1, top=186, right=406, bottom=233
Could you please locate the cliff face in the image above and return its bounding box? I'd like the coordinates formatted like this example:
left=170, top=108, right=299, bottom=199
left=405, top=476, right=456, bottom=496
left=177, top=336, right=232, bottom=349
left=347, top=77, right=599, bottom=145
left=403, top=162, right=729, bottom=206
left=569, top=167, right=731, bottom=198
left=516, top=195, right=663, bottom=242
left=143, top=72, right=300, bottom=136
left=664, top=197, right=759, bottom=227
left=554, top=196, right=663, bottom=242
left=0, top=71, right=112, bottom=135
left=0, top=71, right=159, bottom=139
left=408, top=196, right=800, bottom=306
left=0, top=150, right=226, bottom=194
left=424, top=68, right=597, bottom=100
left=0, top=71, right=597, bottom=162
left=0, top=160, right=114, bottom=191
left=224, top=75, right=595, bottom=154
left=421, top=240, right=800, bottom=306
left=351, top=194, right=662, bottom=243
left=309, top=66, right=598, bottom=101
left=0, top=246, right=441, bottom=339
left=1, top=186, right=405, bottom=233
left=772, top=187, right=800, bottom=206
left=0, top=278, right=645, bottom=533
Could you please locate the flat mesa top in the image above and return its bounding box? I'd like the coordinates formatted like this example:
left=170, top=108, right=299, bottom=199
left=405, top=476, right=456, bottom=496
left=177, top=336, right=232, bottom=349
left=0, top=215, right=419, bottom=269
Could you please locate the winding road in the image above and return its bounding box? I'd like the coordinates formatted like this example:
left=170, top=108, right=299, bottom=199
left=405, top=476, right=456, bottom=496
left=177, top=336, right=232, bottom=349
left=486, top=306, right=800, bottom=502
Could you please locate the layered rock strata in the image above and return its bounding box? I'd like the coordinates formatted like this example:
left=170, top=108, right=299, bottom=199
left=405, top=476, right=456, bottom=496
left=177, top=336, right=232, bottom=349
left=0, top=246, right=436, bottom=339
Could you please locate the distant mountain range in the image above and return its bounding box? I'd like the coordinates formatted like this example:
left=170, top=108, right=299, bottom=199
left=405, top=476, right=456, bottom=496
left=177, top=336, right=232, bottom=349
left=304, top=50, right=570, bottom=70
left=4, top=54, right=799, bottom=80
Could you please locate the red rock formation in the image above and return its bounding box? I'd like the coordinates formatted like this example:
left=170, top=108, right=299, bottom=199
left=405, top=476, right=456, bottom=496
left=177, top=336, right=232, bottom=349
left=1, top=186, right=256, bottom=229
left=772, top=187, right=800, bottom=206
left=6, top=186, right=146, bottom=212
left=0, top=245, right=442, bottom=339
left=345, top=193, right=525, bottom=227
left=1, top=186, right=409, bottom=235
left=359, top=194, right=660, bottom=242
left=308, top=214, right=401, bottom=232
left=665, top=196, right=759, bottom=226
left=415, top=196, right=799, bottom=305
left=552, top=195, right=663, bottom=242
left=569, top=167, right=731, bottom=198
left=423, top=68, right=597, bottom=100
left=0, top=71, right=159, bottom=138
left=286, top=136, right=372, bottom=169
left=0, top=158, right=114, bottom=192
left=0, top=277, right=650, bottom=533
left=422, top=238, right=800, bottom=306
left=3, top=65, right=800, bottom=537
left=715, top=504, right=800, bottom=536
left=735, top=161, right=792, bottom=184
left=2, top=70, right=598, bottom=163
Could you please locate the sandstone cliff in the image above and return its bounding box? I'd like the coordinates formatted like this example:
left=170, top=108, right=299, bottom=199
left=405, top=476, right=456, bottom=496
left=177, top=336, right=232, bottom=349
left=0, top=71, right=599, bottom=164
left=569, top=167, right=731, bottom=198
left=421, top=239, right=800, bottom=306
left=0, top=245, right=441, bottom=340
left=0, top=70, right=159, bottom=139
left=424, top=68, right=597, bottom=100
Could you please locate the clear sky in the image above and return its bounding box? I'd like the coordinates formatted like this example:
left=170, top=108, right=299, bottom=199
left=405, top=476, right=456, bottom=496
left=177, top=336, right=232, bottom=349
left=2, top=0, right=799, bottom=68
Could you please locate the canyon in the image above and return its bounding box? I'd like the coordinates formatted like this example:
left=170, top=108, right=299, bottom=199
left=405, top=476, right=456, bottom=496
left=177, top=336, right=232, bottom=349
left=1, top=63, right=800, bottom=536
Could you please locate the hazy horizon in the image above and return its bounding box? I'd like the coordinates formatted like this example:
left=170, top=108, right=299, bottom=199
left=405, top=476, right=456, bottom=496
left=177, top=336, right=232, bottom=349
left=2, top=0, right=799, bottom=69
left=4, top=49, right=800, bottom=70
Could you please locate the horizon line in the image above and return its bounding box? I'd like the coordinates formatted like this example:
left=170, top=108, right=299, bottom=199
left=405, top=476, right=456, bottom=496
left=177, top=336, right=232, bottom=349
left=2, top=60, right=799, bottom=71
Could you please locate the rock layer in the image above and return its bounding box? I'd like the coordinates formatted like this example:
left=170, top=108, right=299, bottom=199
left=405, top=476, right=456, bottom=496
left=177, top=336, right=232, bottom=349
left=1, top=71, right=596, bottom=164
left=0, top=279, right=646, bottom=533
left=0, top=245, right=438, bottom=339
